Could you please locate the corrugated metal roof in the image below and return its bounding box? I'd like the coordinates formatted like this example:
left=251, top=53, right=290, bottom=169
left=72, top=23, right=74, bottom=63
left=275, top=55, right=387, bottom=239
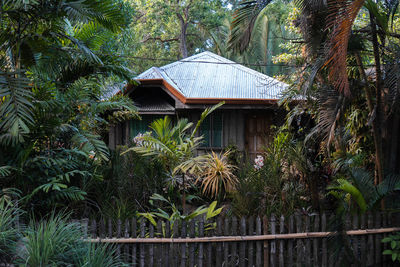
left=136, top=98, right=175, bottom=113
left=135, top=51, right=288, bottom=100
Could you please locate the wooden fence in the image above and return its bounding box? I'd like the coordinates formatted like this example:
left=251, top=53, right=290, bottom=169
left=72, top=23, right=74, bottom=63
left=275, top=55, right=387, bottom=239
left=80, top=212, right=400, bottom=266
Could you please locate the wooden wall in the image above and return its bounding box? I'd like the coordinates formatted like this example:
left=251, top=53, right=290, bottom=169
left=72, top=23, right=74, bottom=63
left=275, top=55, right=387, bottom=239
left=108, top=109, right=280, bottom=155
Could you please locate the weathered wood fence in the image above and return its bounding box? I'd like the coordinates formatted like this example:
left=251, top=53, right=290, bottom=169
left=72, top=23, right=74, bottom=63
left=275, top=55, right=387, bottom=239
left=80, top=212, right=400, bottom=266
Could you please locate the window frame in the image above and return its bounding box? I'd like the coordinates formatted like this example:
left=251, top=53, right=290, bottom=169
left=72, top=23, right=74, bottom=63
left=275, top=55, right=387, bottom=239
left=199, top=113, right=224, bottom=149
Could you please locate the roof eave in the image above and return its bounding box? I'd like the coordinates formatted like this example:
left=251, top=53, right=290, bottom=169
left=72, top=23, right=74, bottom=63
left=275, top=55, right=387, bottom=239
left=125, top=79, right=280, bottom=105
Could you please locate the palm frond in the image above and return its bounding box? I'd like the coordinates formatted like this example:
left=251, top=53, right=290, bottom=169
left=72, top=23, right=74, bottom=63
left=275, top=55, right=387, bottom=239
left=228, top=0, right=272, bottom=53
left=0, top=71, right=34, bottom=145
left=323, top=0, right=365, bottom=95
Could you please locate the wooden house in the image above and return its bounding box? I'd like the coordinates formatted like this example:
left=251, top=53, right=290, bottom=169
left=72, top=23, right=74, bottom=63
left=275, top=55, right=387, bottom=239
left=109, top=51, right=288, bottom=157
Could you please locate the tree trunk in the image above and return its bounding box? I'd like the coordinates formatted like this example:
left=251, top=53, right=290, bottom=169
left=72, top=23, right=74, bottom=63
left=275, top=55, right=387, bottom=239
left=179, top=21, right=188, bottom=58
left=182, top=173, right=186, bottom=214
left=369, top=12, right=384, bottom=185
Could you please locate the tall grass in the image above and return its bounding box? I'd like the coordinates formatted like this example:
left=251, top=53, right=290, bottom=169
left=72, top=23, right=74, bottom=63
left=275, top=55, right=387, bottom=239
left=16, top=212, right=122, bottom=266
left=0, top=200, right=21, bottom=263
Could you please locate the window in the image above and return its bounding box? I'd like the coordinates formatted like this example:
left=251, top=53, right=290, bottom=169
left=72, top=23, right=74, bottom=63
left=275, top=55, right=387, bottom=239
left=200, top=113, right=223, bottom=148
left=130, top=115, right=163, bottom=140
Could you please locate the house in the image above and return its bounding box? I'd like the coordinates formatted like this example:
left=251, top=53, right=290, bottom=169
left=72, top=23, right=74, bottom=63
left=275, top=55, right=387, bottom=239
left=109, top=51, right=288, bottom=158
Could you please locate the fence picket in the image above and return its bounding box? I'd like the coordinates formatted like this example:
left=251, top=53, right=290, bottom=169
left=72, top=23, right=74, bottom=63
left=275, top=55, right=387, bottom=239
left=313, top=215, right=319, bottom=266
left=156, top=220, right=163, bottom=267
left=139, top=219, right=145, bottom=267
left=360, top=213, right=367, bottom=267
left=189, top=220, right=195, bottom=267
left=305, top=216, right=311, bottom=266
left=149, top=223, right=154, bottom=267
left=287, top=215, right=294, bottom=266
left=256, top=216, right=262, bottom=266
left=321, top=213, right=327, bottom=267
left=198, top=219, right=204, bottom=267
left=279, top=215, right=284, bottom=267
left=181, top=220, right=187, bottom=267
left=231, top=216, right=238, bottom=265
left=131, top=218, right=137, bottom=265
left=263, top=216, right=269, bottom=267
left=248, top=216, right=254, bottom=267
left=224, top=217, right=230, bottom=266
left=172, top=221, right=179, bottom=266
left=270, top=214, right=276, bottom=267
left=375, top=212, right=382, bottom=266
left=367, top=213, right=374, bottom=265
left=116, top=219, right=121, bottom=258
left=240, top=217, right=246, bottom=267
left=295, top=214, right=303, bottom=267
left=216, top=217, right=223, bottom=267
left=83, top=212, right=399, bottom=266
left=124, top=219, right=130, bottom=263
left=165, top=221, right=171, bottom=267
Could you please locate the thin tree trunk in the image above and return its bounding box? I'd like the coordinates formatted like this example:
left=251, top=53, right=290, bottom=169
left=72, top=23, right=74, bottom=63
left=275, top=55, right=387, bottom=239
left=369, top=12, right=384, bottom=185
left=179, top=21, right=188, bottom=58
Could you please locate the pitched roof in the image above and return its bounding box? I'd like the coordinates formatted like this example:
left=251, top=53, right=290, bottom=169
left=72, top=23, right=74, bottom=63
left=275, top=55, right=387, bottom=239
left=135, top=51, right=287, bottom=101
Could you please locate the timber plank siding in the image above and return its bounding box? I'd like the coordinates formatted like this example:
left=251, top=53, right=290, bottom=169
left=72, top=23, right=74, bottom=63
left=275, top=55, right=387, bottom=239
left=83, top=212, right=400, bottom=266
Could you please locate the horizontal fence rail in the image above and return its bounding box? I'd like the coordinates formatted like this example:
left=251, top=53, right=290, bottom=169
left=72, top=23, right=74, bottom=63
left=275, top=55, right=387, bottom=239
left=87, top=227, right=400, bottom=243
left=79, top=212, right=400, bottom=266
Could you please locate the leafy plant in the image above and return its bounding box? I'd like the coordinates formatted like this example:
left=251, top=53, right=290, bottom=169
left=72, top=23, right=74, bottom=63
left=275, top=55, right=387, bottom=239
left=139, top=193, right=222, bottom=236
left=382, top=232, right=400, bottom=262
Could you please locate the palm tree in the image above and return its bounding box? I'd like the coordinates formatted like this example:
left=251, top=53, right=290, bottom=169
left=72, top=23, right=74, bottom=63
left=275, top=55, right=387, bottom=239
left=229, top=0, right=400, bottom=185
left=0, top=0, right=137, bottom=214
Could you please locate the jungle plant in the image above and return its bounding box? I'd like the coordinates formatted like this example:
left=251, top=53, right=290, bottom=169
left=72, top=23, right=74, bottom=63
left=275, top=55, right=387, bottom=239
left=17, top=212, right=122, bottom=266
left=194, top=150, right=238, bottom=199
left=123, top=102, right=224, bottom=211
left=0, top=199, right=21, bottom=263
left=139, top=193, right=222, bottom=236
left=382, top=232, right=400, bottom=263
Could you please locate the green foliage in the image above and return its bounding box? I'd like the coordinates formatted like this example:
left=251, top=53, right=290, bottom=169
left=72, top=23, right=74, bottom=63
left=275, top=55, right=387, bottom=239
left=16, top=212, right=122, bottom=266
left=382, top=233, right=400, bottom=262
left=0, top=199, right=21, bottom=262
left=139, top=193, right=222, bottom=236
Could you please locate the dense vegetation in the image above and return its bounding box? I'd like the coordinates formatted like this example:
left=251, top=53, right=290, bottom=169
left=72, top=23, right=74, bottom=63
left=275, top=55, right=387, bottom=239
left=1, top=0, right=400, bottom=264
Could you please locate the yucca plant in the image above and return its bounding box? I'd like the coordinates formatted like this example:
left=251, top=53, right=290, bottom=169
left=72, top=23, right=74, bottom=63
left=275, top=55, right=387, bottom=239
left=196, top=151, right=238, bottom=199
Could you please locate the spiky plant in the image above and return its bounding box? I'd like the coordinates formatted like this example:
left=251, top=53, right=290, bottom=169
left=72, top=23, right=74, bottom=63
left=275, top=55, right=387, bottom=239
left=196, top=151, right=238, bottom=199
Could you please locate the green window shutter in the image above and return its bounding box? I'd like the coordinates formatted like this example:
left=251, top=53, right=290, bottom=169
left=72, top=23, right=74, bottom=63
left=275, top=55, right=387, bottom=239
left=200, top=116, right=211, bottom=147
left=212, top=113, right=223, bottom=147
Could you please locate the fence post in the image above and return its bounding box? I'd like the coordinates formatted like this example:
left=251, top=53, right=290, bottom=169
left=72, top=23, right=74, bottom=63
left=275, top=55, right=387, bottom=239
left=256, top=216, right=262, bottom=266
left=360, top=213, right=367, bottom=267
left=375, top=212, right=382, bottom=265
